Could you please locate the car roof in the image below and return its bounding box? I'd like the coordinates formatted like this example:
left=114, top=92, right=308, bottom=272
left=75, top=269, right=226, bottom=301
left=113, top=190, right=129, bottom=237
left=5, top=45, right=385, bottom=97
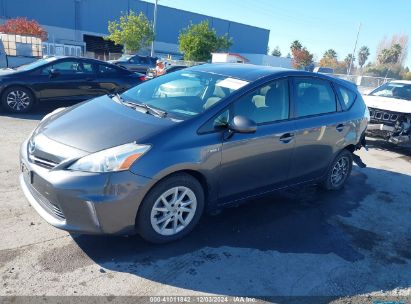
left=189, top=63, right=289, bottom=82
left=45, top=56, right=120, bottom=66
left=188, top=63, right=357, bottom=90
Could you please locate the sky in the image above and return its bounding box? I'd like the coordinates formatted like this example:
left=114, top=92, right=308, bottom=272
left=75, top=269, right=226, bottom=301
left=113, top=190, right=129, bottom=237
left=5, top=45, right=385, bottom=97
left=143, top=0, right=411, bottom=67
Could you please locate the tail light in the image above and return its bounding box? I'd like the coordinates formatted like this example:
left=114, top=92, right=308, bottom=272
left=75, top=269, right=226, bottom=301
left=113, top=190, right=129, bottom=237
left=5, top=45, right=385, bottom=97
left=139, top=75, right=146, bottom=81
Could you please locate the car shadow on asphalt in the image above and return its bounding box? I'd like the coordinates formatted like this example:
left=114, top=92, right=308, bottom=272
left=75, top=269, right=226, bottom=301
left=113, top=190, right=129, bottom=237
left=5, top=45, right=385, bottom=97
left=70, top=166, right=409, bottom=299
left=366, top=137, right=411, bottom=158
left=0, top=101, right=76, bottom=121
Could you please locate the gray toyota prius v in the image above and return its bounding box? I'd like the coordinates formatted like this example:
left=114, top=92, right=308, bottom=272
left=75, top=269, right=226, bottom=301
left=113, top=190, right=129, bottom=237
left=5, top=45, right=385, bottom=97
left=20, top=64, right=369, bottom=243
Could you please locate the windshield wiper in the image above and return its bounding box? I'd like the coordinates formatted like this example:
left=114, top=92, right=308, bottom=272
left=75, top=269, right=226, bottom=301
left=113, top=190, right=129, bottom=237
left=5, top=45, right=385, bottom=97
left=110, top=94, right=167, bottom=118
left=132, top=102, right=167, bottom=118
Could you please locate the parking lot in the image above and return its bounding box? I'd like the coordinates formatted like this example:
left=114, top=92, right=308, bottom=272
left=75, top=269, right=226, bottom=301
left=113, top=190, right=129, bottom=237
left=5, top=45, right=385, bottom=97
left=1, top=104, right=411, bottom=302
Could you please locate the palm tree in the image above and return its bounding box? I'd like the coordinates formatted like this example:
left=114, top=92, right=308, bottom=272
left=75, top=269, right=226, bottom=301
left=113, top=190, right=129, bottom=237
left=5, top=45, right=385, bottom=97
left=358, top=46, right=370, bottom=69
left=344, top=53, right=355, bottom=72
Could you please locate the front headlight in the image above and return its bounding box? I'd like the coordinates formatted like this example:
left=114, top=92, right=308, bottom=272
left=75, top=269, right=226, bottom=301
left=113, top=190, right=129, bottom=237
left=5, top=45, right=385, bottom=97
left=68, top=143, right=151, bottom=173
left=364, top=107, right=370, bottom=122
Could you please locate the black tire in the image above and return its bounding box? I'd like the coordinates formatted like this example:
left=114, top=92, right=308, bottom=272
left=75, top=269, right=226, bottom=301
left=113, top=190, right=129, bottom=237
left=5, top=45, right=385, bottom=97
left=137, top=173, right=205, bottom=244
left=322, top=149, right=353, bottom=191
left=1, top=86, right=35, bottom=113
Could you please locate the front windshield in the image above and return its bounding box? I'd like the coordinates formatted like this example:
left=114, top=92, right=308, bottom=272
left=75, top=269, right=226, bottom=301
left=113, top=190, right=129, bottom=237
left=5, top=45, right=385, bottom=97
left=15, top=57, right=58, bottom=71
left=370, top=82, right=411, bottom=101
left=121, top=70, right=249, bottom=119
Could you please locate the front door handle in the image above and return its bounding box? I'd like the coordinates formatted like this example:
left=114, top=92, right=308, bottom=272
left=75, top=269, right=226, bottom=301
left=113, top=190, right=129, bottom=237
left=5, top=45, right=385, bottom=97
left=279, top=133, right=294, bottom=143
left=336, top=124, right=345, bottom=132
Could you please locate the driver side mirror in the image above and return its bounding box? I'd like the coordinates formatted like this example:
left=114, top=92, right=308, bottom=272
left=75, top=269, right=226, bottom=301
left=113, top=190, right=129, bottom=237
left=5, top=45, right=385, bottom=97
left=228, top=115, right=257, bottom=134
left=49, top=68, right=60, bottom=78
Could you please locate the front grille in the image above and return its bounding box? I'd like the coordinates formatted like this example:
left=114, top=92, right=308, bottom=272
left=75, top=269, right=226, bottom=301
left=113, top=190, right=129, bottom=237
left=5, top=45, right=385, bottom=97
left=28, top=155, right=59, bottom=169
left=49, top=203, right=65, bottom=219
left=369, top=107, right=401, bottom=126
left=26, top=179, right=65, bottom=220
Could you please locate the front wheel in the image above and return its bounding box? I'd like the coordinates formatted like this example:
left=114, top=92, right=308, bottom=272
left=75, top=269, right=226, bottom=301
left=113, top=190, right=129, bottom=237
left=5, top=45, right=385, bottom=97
left=322, top=149, right=353, bottom=191
left=1, top=86, right=35, bottom=113
left=137, top=173, right=204, bottom=243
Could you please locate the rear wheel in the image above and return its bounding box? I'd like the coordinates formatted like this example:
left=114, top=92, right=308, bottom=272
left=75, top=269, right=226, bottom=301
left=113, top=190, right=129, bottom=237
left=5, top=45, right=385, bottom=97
left=322, top=149, right=353, bottom=191
left=1, top=86, right=35, bottom=113
left=137, top=173, right=204, bottom=243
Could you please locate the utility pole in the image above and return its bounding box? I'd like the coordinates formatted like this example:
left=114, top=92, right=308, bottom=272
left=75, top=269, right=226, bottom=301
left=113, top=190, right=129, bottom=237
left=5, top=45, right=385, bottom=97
left=347, top=23, right=361, bottom=76
left=150, top=0, right=158, bottom=57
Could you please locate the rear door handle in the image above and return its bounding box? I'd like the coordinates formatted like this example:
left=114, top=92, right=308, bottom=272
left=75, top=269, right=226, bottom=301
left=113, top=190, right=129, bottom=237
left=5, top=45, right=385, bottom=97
left=279, top=133, right=294, bottom=143
left=336, top=124, right=345, bottom=132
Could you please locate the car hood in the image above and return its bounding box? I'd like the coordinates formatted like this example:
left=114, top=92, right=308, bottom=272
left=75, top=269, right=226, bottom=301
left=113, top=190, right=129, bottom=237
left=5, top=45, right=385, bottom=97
left=0, top=68, right=20, bottom=76
left=363, top=95, right=411, bottom=114
left=37, top=95, right=175, bottom=153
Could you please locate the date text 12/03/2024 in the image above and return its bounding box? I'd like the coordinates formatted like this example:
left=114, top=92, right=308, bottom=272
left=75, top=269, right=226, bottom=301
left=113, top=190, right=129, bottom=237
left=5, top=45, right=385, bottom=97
left=149, top=296, right=257, bottom=303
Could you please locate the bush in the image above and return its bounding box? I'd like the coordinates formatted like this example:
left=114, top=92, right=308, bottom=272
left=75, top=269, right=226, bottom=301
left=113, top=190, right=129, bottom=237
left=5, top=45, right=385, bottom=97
left=403, top=72, right=411, bottom=80
left=365, top=65, right=402, bottom=79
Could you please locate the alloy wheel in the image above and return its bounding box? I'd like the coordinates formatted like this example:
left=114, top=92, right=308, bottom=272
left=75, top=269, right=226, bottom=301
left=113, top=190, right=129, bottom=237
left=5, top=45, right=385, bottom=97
left=330, top=156, right=350, bottom=186
left=6, top=90, right=31, bottom=111
left=150, top=186, right=197, bottom=236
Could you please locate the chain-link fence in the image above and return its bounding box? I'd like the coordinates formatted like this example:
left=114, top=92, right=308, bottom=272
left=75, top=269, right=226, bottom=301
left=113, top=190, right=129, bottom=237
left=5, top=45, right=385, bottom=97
left=42, top=42, right=84, bottom=57
left=323, top=73, right=393, bottom=93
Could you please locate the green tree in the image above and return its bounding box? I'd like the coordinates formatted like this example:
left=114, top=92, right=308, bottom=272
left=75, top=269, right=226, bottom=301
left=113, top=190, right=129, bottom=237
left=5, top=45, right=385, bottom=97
left=358, top=46, right=370, bottom=68
left=178, top=20, right=233, bottom=62
left=323, top=49, right=338, bottom=60
left=290, top=40, right=302, bottom=52
left=391, top=44, right=403, bottom=64
left=271, top=46, right=282, bottom=57
left=377, top=44, right=403, bottom=65
left=106, top=10, right=154, bottom=54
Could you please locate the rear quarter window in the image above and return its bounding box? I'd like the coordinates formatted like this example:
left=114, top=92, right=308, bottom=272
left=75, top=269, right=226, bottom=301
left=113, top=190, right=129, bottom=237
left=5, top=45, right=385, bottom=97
left=336, top=85, right=357, bottom=110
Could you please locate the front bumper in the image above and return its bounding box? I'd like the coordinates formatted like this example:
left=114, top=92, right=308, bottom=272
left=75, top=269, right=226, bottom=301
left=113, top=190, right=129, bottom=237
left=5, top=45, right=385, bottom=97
left=367, top=123, right=395, bottom=132
left=366, top=124, right=411, bottom=146
left=19, top=139, right=153, bottom=235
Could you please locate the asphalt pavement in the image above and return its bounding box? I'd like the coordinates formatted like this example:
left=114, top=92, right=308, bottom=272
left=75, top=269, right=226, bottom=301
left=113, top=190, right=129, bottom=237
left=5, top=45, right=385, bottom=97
left=1, top=104, right=411, bottom=303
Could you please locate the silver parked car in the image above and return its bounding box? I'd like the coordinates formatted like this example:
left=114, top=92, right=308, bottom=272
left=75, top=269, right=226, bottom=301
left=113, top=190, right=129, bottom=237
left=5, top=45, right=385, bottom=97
left=20, top=64, right=368, bottom=243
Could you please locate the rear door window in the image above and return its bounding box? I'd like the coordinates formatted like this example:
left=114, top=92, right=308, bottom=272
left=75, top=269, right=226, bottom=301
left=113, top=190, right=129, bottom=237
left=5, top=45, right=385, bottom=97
left=293, top=77, right=336, bottom=118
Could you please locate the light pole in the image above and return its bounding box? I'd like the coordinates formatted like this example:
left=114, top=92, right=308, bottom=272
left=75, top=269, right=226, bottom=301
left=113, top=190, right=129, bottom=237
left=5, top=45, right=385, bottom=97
left=347, top=23, right=361, bottom=76
left=150, top=0, right=158, bottom=57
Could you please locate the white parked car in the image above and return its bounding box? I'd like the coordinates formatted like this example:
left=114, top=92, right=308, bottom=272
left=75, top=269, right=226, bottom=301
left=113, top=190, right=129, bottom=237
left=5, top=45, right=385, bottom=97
left=363, top=80, right=411, bottom=146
